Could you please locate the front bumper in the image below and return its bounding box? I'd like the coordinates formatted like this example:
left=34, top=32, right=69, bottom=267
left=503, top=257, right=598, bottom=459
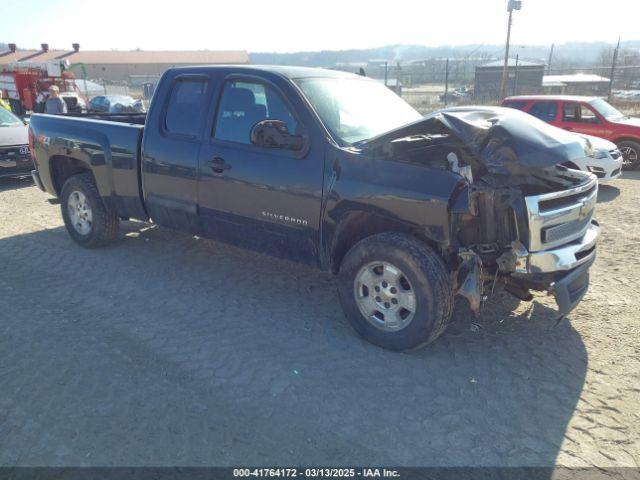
left=587, top=154, right=623, bottom=183
left=504, top=220, right=599, bottom=275
left=551, top=255, right=595, bottom=316
left=499, top=221, right=599, bottom=316
left=525, top=220, right=599, bottom=274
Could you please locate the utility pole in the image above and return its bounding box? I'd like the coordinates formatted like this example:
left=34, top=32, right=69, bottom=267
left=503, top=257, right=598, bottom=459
left=513, top=54, right=519, bottom=96
left=547, top=43, right=554, bottom=74
left=444, top=58, right=450, bottom=106
left=607, top=37, right=620, bottom=102
left=500, top=0, right=522, bottom=99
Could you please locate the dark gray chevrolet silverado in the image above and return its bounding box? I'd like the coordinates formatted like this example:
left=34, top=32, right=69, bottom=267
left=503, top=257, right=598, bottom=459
left=28, top=65, right=599, bottom=350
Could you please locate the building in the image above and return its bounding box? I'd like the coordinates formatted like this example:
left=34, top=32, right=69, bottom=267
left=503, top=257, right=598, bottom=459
left=542, top=73, right=610, bottom=96
left=474, top=58, right=545, bottom=100
left=0, top=43, right=248, bottom=82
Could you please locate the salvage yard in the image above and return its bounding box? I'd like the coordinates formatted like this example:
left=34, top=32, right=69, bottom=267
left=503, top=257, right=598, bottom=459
left=0, top=173, right=639, bottom=467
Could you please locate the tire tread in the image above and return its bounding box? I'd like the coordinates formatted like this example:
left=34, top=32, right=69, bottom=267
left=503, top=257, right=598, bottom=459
left=337, top=232, right=454, bottom=350
left=60, top=172, right=118, bottom=248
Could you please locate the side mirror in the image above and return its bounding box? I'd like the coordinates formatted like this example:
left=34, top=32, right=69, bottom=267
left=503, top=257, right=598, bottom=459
left=250, top=119, right=307, bottom=153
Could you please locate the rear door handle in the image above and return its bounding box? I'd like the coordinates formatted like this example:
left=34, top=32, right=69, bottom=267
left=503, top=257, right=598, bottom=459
left=209, top=156, right=231, bottom=173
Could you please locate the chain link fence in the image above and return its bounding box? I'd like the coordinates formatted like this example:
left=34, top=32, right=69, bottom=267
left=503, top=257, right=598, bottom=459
left=359, top=60, right=640, bottom=115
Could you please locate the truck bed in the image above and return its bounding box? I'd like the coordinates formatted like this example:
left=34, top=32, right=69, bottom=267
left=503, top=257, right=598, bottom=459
left=29, top=113, right=147, bottom=221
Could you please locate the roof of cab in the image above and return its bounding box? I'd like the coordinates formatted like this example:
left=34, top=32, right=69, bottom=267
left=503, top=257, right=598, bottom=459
left=504, top=94, right=601, bottom=102
left=167, top=64, right=367, bottom=80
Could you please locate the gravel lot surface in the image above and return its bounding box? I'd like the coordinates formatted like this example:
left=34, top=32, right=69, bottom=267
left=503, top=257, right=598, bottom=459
left=0, top=173, right=638, bottom=468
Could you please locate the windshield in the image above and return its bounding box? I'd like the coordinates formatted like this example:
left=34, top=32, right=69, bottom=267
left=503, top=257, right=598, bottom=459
left=0, top=108, right=22, bottom=127
left=295, top=77, right=422, bottom=144
left=590, top=98, right=626, bottom=120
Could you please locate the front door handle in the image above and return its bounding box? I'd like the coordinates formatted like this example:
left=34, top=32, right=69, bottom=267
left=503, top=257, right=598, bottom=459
left=209, top=156, right=231, bottom=173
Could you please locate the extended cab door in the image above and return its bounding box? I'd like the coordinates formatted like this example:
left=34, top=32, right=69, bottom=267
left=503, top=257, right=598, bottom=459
left=141, top=73, right=211, bottom=232
left=558, top=101, right=607, bottom=137
left=197, top=75, right=324, bottom=264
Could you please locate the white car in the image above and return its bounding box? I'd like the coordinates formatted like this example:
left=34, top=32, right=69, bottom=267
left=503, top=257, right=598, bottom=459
left=571, top=134, right=623, bottom=183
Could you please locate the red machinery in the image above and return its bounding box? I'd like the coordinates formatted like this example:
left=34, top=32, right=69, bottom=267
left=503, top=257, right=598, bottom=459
left=0, top=59, right=86, bottom=115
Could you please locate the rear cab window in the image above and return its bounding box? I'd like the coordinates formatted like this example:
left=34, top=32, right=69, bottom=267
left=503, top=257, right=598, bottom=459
left=164, top=77, right=209, bottom=137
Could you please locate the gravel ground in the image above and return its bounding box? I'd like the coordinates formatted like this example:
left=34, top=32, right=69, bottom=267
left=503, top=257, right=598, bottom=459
left=0, top=173, right=638, bottom=468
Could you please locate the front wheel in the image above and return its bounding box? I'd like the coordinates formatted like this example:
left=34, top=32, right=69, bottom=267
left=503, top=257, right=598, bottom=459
left=337, top=232, right=454, bottom=351
left=617, top=140, right=640, bottom=170
left=60, top=172, right=119, bottom=248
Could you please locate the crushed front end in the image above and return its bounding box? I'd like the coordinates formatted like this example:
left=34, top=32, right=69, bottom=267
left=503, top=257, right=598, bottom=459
left=455, top=168, right=598, bottom=317
left=372, top=106, right=601, bottom=316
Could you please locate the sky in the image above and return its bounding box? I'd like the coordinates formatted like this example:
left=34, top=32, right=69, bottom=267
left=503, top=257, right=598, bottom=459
left=1, top=0, right=638, bottom=53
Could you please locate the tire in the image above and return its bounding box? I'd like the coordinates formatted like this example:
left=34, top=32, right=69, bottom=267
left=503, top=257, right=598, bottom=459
left=617, top=140, right=640, bottom=170
left=337, top=232, right=454, bottom=351
left=60, top=172, right=119, bottom=248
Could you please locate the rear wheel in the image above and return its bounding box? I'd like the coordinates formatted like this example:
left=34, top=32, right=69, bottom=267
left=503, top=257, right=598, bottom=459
left=60, top=172, right=119, bottom=247
left=337, top=232, right=454, bottom=351
left=617, top=140, right=640, bottom=170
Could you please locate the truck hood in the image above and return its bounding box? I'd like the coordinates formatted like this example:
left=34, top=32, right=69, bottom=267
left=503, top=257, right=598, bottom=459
left=362, top=106, right=590, bottom=175
left=0, top=124, right=28, bottom=147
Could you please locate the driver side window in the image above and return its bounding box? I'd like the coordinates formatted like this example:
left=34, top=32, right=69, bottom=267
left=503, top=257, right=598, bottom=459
left=579, top=104, right=599, bottom=123
left=563, top=102, right=600, bottom=124
left=214, top=80, right=298, bottom=144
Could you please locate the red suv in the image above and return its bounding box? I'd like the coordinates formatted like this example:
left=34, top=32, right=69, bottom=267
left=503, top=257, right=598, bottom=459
left=502, top=95, right=640, bottom=169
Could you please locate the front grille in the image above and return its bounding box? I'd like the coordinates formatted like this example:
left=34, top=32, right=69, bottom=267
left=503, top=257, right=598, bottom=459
left=538, top=184, right=597, bottom=212
left=542, top=214, right=593, bottom=244
left=524, top=174, right=598, bottom=252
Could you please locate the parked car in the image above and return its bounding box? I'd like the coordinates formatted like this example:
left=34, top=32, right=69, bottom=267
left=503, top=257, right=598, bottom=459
left=29, top=66, right=599, bottom=351
left=0, top=107, right=31, bottom=179
left=574, top=134, right=623, bottom=182
left=88, top=95, right=145, bottom=114
left=502, top=95, right=640, bottom=169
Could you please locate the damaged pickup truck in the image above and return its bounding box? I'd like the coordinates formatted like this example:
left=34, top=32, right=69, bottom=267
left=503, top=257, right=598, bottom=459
left=28, top=66, right=599, bottom=350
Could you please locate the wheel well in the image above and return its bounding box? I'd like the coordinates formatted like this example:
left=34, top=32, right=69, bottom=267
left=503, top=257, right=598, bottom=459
left=329, top=212, right=441, bottom=273
left=50, top=155, right=92, bottom=196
